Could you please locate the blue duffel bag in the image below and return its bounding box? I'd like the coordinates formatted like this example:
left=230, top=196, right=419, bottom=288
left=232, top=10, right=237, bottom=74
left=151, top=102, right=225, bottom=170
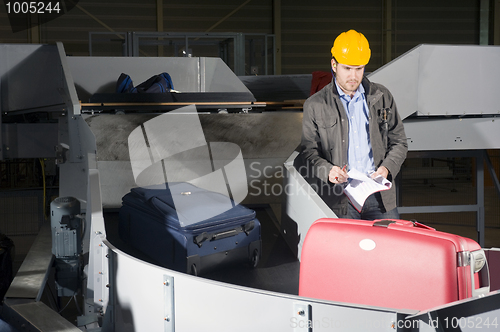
left=116, top=72, right=174, bottom=93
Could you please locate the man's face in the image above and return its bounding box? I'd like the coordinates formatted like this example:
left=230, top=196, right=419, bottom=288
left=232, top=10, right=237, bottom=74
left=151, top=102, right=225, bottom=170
left=331, top=59, right=365, bottom=97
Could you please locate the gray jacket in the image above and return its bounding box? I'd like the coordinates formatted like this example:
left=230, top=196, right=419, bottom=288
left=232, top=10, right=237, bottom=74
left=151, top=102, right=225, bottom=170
left=300, top=76, right=408, bottom=214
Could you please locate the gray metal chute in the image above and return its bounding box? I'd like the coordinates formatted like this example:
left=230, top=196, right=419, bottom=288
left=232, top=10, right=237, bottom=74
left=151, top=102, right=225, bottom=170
left=368, top=44, right=500, bottom=119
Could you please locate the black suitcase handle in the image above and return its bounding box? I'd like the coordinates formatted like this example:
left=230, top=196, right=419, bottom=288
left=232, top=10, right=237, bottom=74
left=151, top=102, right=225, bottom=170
left=373, top=219, right=435, bottom=230
left=194, top=220, right=255, bottom=248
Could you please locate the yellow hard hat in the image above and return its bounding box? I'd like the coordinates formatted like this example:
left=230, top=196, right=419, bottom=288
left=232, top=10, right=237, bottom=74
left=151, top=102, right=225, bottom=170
left=331, top=30, right=371, bottom=66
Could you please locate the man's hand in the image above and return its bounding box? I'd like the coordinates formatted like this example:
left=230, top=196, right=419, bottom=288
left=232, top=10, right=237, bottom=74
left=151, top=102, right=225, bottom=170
left=329, top=165, right=348, bottom=184
left=371, top=166, right=389, bottom=179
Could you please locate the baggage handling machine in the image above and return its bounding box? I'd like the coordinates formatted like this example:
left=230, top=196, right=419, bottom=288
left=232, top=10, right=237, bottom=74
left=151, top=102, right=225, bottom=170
left=1, top=42, right=500, bottom=331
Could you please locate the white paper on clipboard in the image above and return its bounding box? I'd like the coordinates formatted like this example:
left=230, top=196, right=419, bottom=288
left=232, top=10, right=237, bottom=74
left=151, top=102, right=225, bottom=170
left=344, top=168, right=392, bottom=212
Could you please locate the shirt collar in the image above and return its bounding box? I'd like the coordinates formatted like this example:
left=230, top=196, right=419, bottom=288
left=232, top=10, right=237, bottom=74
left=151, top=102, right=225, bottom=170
left=334, top=78, right=365, bottom=101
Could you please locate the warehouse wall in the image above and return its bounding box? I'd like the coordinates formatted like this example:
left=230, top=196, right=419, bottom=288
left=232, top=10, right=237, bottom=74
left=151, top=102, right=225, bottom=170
left=0, top=0, right=492, bottom=74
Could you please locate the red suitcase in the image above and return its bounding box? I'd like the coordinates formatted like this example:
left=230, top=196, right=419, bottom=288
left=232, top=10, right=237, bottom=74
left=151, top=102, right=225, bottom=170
left=299, top=218, right=490, bottom=311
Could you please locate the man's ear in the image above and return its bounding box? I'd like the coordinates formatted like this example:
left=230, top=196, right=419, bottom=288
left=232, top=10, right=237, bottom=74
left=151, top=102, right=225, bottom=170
left=331, top=59, right=337, bottom=73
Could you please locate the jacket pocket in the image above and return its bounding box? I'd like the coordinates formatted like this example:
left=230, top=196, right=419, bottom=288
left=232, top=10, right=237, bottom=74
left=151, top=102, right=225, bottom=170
left=317, top=117, right=338, bottom=163
left=318, top=117, right=337, bottom=129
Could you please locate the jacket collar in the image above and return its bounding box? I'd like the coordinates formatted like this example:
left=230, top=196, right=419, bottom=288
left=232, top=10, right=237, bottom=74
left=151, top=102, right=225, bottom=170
left=330, top=75, right=374, bottom=98
left=327, top=76, right=384, bottom=109
left=330, top=76, right=376, bottom=97
left=361, top=76, right=371, bottom=95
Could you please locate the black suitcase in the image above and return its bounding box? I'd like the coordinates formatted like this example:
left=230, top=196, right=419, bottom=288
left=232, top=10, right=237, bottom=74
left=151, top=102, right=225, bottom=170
left=119, top=182, right=261, bottom=275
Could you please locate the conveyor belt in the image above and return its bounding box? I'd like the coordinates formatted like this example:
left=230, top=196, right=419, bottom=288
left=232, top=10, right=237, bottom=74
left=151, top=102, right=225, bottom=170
left=81, top=91, right=265, bottom=112
left=80, top=101, right=303, bottom=112
left=103, top=206, right=300, bottom=295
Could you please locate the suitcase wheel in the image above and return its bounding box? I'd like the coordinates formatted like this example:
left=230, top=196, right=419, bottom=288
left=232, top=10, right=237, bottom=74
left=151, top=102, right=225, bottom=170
left=190, top=264, right=198, bottom=276
left=250, top=249, right=259, bottom=268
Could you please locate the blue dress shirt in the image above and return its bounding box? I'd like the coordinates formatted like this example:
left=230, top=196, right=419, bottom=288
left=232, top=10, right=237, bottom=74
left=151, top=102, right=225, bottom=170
left=335, top=80, right=375, bottom=175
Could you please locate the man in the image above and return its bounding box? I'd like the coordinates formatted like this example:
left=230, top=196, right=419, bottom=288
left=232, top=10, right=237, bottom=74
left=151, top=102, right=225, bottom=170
left=301, top=29, right=407, bottom=220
